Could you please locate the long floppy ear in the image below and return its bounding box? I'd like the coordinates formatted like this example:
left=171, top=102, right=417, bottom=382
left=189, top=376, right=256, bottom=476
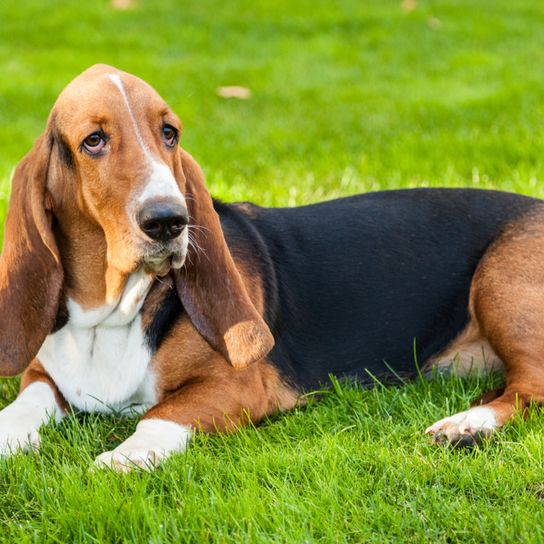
left=174, top=150, right=274, bottom=368
left=0, top=134, right=63, bottom=376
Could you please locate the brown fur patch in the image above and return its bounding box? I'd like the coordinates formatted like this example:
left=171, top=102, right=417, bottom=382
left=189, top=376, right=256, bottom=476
left=464, top=206, right=544, bottom=425
left=147, top=318, right=299, bottom=431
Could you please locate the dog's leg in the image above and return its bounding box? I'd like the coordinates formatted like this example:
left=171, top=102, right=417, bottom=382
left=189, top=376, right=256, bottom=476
left=0, top=360, right=66, bottom=455
left=427, top=218, right=544, bottom=445
left=94, top=361, right=299, bottom=472
left=93, top=379, right=265, bottom=472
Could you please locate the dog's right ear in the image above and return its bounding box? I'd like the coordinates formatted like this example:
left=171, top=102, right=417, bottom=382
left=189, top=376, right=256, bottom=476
left=0, top=134, right=63, bottom=376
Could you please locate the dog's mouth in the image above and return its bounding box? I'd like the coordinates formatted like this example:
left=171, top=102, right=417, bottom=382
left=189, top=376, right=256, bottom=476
left=143, top=250, right=186, bottom=276
left=134, top=223, right=189, bottom=276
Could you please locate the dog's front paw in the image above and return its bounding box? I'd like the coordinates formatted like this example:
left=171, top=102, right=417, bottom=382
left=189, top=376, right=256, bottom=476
left=0, top=382, right=64, bottom=457
left=94, top=447, right=166, bottom=472
left=425, top=406, right=498, bottom=447
left=0, top=411, right=41, bottom=456
left=94, top=419, right=192, bottom=473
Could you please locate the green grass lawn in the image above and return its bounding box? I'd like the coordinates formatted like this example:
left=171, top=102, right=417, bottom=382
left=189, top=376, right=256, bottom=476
left=1, top=0, right=544, bottom=541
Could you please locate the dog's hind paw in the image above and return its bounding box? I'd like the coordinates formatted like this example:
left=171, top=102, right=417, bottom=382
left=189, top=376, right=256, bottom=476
left=425, top=406, right=498, bottom=447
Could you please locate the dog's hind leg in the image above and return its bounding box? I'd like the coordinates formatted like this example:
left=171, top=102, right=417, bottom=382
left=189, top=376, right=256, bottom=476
left=426, top=213, right=544, bottom=446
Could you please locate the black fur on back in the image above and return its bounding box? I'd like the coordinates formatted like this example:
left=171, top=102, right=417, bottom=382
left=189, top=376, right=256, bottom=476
left=216, top=189, right=540, bottom=390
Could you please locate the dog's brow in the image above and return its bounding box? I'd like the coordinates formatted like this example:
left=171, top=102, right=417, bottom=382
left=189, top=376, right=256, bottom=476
left=107, top=73, right=152, bottom=159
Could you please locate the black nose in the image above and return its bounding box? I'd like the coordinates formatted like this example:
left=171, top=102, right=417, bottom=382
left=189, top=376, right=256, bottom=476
left=137, top=201, right=188, bottom=241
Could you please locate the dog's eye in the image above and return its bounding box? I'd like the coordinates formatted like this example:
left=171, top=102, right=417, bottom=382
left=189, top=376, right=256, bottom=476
left=82, top=132, right=106, bottom=155
left=162, top=125, right=178, bottom=147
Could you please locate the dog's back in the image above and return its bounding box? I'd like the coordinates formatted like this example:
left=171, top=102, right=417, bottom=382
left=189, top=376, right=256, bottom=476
left=218, top=189, right=540, bottom=389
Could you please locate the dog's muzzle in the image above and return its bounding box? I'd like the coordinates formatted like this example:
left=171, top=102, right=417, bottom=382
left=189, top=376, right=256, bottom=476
left=136, top=199, right=189, bottom=275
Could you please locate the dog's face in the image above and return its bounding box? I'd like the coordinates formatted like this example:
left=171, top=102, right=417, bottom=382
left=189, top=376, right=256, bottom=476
left=49, top=64, right=188, bottom=275
left=0, top=64, right=275, bottom=376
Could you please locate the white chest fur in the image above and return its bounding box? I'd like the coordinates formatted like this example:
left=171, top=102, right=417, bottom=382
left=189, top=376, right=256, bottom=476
left=38, top=270, right=158, bottom=413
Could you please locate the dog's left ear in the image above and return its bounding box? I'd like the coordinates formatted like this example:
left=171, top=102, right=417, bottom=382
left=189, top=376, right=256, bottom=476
left=173, top=149, right=274, bottom=368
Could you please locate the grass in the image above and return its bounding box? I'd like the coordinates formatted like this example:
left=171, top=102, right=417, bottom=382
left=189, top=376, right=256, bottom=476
left=1, top=0, right=544, bottom=541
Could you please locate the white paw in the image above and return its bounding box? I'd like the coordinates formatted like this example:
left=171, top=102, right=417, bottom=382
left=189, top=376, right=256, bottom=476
left=0, top=382, right=63, bottom=457
left=94, top=447, right=165, bottom=472
left=426, top=406, right=498, bottom=446
left=94, top=419, right=192, bottom=473
left=0, top=417, right=41, bottom=456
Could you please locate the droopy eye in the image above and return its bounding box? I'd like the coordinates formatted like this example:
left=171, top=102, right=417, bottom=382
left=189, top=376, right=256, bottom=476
left=81, top=132, right=106, bottom=155
left=162, top=124, right=178, bottom=147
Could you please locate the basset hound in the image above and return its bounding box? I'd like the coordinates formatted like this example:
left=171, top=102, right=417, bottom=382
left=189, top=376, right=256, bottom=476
left=0, top=64, right=543, bottom=471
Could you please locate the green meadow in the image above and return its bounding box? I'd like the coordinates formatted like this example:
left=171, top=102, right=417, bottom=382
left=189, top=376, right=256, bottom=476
left=1, top=0, right=544, bottom=541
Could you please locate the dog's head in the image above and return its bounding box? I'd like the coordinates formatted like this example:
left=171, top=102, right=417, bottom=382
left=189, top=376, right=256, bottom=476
left=0, top=64, right=274, bottom=376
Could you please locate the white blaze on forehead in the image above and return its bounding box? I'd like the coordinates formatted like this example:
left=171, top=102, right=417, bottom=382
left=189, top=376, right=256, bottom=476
left=106, top=73, right=185, bottom=205
left=107, top=73, right=152, bottom=157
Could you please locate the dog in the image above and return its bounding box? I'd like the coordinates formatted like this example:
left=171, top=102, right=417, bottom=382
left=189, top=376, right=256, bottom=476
left=0, top=64, right=542, bottom=471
